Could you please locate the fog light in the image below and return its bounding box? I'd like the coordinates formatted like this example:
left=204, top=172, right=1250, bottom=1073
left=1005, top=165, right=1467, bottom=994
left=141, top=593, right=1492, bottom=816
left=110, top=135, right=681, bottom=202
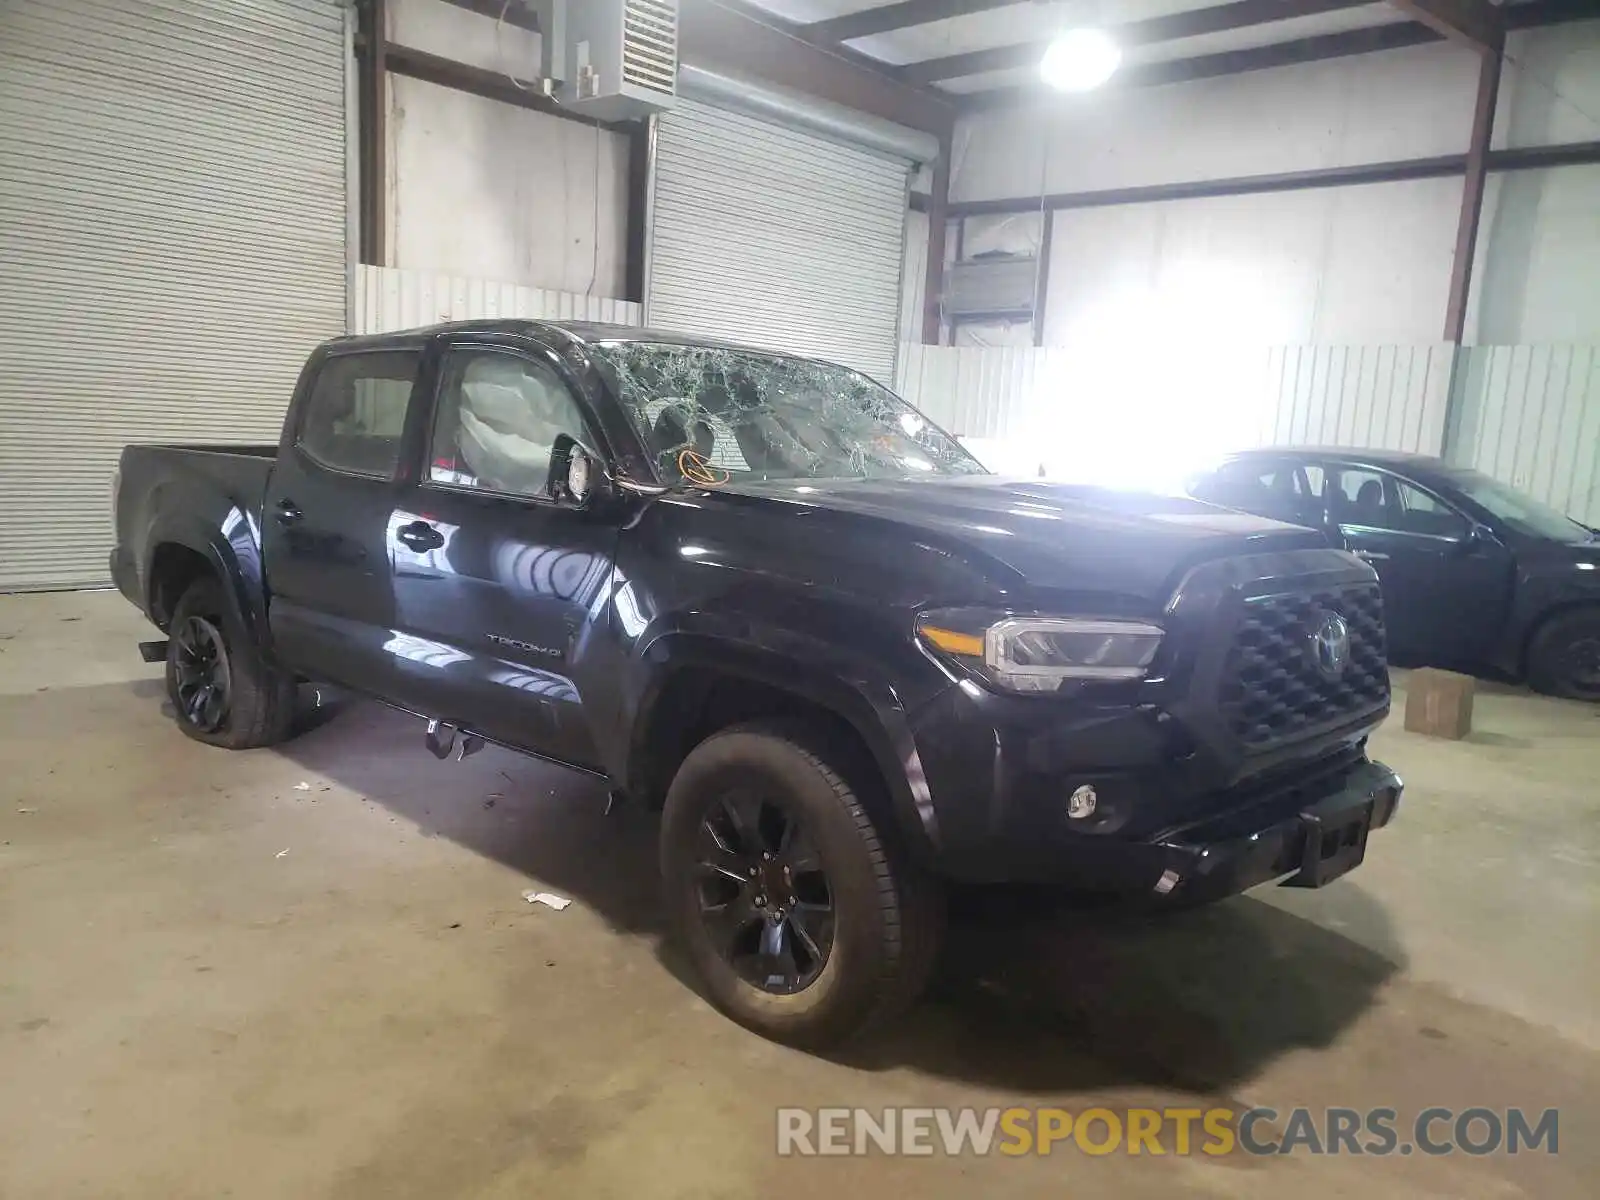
left=1067, top=784, right=1097, bottom=819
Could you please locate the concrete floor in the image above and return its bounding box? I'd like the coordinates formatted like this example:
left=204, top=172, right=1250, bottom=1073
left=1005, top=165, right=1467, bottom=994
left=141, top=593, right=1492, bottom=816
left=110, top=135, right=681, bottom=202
left=1, top=590, right=1596, bottom=1199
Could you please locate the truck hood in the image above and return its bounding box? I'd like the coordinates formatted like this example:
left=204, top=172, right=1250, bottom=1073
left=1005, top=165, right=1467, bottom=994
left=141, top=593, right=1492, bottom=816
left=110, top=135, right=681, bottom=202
left=720, top=476, right=1330, bottom=600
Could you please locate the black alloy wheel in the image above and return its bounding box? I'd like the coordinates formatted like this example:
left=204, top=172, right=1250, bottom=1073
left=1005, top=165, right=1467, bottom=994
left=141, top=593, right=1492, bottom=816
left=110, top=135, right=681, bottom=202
left=163, top=576, right=296, bottom=749
left=660, top=722, right=944, bottom=1047
left=1563, top=632, right=1600, bottom=696
left=172, top=614, right=232, bottom=733
left=695, top=791, right=835, bottom=994
left=1528, top=608, right=1600, bottom=701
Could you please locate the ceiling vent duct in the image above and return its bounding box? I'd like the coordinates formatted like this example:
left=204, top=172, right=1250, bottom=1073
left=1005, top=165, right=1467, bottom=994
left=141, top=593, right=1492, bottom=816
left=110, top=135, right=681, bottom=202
left=534, top=0, right=679, bottom=121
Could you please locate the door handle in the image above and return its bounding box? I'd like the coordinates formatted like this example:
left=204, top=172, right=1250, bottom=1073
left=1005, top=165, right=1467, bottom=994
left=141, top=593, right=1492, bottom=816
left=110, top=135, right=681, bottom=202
left=274, top=499, right=303, bottom=525
left=1354, top=550, right=1390, bottom=562
left=395, top=520, right=446, bottom=552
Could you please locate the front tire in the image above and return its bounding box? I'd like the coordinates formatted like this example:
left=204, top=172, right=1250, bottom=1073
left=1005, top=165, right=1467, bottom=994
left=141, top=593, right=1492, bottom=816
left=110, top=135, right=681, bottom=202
left=660, top=721, right=943, bottom=1048
left=165, top=577, right=296, bottom=748
left=1526, top=608, right=1600, bottom=701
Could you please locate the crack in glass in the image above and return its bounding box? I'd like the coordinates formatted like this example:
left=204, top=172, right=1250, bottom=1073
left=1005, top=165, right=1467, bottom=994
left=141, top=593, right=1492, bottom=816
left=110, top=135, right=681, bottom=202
left=590, top=342, right=987, bottom=486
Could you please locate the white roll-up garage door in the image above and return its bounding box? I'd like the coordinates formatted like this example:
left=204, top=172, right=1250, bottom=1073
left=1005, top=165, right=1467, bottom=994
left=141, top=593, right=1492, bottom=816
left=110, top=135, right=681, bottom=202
left=648, top=96, right=910, bottom=384
left=0, top=0, right=348, bottom=591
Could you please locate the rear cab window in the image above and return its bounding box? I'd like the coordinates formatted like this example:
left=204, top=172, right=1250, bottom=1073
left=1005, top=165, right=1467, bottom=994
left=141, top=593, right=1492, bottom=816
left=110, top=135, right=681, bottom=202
left=296, top=350, right=422, bottom=479
left=1193, top=459, right=1325, bottom=526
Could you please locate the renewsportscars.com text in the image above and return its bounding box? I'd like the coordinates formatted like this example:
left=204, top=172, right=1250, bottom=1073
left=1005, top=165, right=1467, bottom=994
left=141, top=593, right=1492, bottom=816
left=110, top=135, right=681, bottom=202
left=776, top=1106, right=1559, bottom=1157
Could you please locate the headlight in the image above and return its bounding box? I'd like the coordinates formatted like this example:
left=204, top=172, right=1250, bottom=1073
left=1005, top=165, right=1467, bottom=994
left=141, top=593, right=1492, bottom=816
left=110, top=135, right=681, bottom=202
left=917, top=611, right=1163, bottom=693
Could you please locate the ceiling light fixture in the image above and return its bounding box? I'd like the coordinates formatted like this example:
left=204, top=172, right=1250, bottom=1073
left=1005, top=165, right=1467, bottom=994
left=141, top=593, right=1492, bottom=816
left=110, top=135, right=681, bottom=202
left=1040, top=28, right=1121, bottom=92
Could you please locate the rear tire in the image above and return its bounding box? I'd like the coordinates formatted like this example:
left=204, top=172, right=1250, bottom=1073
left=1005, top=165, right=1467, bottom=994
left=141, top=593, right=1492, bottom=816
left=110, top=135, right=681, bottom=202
left=165, top=577, right=296, bottom=749
left=660, top=720, right=943, bottom=1049
left=1526, top=608, right=1600, bottom=701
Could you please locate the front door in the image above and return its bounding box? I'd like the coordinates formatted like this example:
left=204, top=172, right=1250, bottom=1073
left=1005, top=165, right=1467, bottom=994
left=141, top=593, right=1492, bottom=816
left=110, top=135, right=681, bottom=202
left=387, top=339, right=620, bottom=771
left=262, top=347, right=423, bottom=691
left=1328, top=466, right=1513, bottom=665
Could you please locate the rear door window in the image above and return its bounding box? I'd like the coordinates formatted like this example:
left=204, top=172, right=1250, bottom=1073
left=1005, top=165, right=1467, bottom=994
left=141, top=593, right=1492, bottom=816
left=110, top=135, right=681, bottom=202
left=1194, top=459, right=1324, bottom=526
left=297, top=350, right=421, bottom=480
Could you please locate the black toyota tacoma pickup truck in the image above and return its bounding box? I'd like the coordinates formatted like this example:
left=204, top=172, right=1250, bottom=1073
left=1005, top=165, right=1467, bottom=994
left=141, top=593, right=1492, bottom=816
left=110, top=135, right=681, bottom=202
left=113, top=320, right=1401, bottom=1047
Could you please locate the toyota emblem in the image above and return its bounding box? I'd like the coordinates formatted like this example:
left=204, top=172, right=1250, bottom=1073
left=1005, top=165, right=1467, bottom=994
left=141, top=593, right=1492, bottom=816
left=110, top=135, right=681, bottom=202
left=1309, top=611, right=1351, bottom=679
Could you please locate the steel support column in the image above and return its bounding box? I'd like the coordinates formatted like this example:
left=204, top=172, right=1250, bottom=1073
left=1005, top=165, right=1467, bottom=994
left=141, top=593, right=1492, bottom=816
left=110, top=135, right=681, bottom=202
left=922, top=135, right=950, bottom=344
left=1444, top=46, right=1502, bottom=342
left=356, top=0, right=388, bottom=267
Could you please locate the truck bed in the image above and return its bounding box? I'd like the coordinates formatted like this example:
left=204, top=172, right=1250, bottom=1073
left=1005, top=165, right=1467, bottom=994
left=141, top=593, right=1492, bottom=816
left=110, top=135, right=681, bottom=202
left=119, top=443, right=277, bottom=527
left=114, top=444, right=280, bottom=617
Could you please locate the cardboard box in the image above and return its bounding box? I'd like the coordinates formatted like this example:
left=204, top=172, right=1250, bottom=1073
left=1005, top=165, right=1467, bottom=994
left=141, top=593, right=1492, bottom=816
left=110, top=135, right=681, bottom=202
left=1403, top=668, right=1475, bottom=739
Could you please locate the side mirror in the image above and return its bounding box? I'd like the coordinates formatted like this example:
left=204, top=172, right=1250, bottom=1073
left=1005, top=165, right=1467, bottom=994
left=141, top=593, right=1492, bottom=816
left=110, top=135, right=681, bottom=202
left=548, top=434, right=605, bottom=509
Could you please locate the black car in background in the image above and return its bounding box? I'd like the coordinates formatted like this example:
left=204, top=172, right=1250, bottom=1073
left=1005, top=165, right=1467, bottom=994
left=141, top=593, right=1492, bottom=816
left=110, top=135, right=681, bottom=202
left=1189, top=448, right=1600, bottom=700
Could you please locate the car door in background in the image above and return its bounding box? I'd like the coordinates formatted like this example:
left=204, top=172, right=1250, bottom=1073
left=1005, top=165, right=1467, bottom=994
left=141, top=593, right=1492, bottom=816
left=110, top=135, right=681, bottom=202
left=1328, top=466, right=1513, bottom=665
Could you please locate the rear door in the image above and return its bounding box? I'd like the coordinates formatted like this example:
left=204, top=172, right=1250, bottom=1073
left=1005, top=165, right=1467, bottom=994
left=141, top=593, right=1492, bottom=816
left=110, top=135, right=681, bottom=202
left=1328, top=465, right=1512, bottom=663
left=262, top=347, right=423, bottom=692
left=386, top=336, right=620, bottom=770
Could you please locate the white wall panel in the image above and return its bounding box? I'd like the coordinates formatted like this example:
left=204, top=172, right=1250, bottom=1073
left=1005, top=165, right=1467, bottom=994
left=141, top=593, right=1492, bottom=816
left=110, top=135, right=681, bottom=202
left=1451, top=345, right=1600, bottom=525
left=895, top=343, right=1061, bottom=442
left=390, top=0, right=541, bottom=78
left=1496, top=20, right=1600, bottom=150
left=355, top=265, right=641, bottom=333
left=896, top=341, right=1455, bottom=487
left=388, top=74, right=628, bottom=296
left=950, top=43, right=1477, bottom=204
left=951, top=23, right=1598, bottom=205
left=1472, top=165, right=1600, bottom=344
left=1041, top=179, right=1460, bottom=348
left=951, top=22, right=1600, bottom=350
left=1265, top=344, right=1454, bottom=454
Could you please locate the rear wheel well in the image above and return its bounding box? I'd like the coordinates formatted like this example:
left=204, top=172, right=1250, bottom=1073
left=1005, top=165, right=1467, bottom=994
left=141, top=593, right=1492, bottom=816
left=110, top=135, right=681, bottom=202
left=632, top=668, right=888, bottom=817
left=147, top=543, right=216, bottom=629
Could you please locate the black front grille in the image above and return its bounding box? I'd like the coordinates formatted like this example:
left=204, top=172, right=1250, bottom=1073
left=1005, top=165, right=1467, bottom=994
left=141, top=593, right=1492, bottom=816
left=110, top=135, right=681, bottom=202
left=1218, top=583, right=1388, bottom=750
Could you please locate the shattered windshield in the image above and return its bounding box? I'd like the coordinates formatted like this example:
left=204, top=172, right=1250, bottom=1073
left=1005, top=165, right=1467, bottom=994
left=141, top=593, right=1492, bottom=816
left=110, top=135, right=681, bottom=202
left=592, top=341, right=988, bottom=484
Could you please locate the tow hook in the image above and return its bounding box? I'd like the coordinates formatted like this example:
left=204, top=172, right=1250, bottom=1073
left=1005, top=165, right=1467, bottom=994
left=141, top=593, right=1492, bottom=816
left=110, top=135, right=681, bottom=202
left=424, top=719, right=485, bottom=761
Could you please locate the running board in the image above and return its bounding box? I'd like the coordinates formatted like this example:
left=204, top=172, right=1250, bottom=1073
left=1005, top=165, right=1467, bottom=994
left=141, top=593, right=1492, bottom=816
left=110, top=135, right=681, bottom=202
left=138, top=639, right=169, bottom=663
left=424, top=719, right=485, bottom=762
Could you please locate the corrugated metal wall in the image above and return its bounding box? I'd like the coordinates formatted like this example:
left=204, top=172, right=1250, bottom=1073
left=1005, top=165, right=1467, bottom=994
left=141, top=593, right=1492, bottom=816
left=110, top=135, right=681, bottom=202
left=354, top=266, right=642, bottom=333
left=895, top=341, right=1599, bottom=519
left=1263, top=344, right=1454, bottom=454
left=895, top=343, right=1452, bottom=455
left=0, top=0, right=348, bottom=591
left=1452, top=345, right=1600, bottom=524
left=895, top=344, right=1065, bottom=439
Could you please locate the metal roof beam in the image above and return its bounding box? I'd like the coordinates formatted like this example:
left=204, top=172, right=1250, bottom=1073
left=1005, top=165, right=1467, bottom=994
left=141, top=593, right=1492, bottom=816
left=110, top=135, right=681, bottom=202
left=804, top=1, right=1016, bottom=43
left=960, top=22, right=1442, bottom=109
left=680, top=0, right=955, bottom=135
left=1387, top=0, right=1503, bottom=51
left=900, top=0, right=1373, bottom=83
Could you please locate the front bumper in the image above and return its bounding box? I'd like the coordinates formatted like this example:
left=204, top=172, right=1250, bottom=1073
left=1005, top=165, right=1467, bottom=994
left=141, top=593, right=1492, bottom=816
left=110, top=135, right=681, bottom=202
left=1143, top=757, right=1401, bottom=902
left=905, top=679, right=1398, bottom=897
